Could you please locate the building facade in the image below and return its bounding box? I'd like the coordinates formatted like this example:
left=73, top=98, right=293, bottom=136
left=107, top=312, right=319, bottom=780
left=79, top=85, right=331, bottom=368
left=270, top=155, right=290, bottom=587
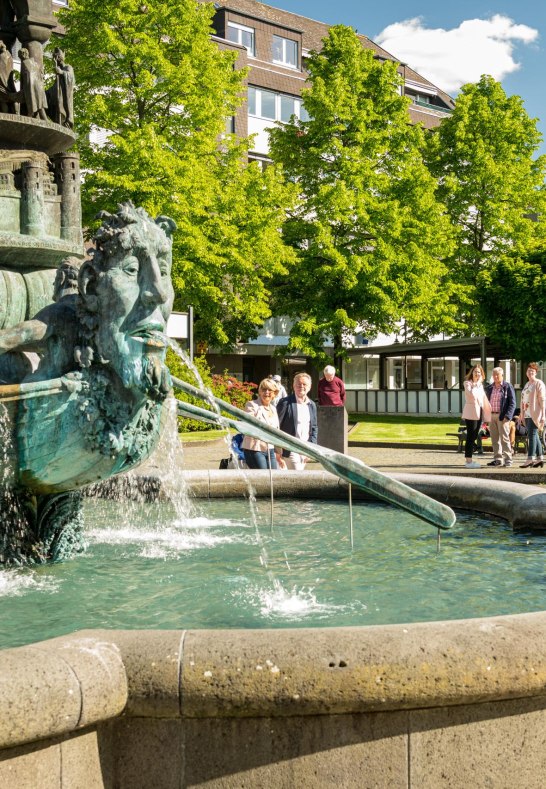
left=204, top=0, right=455, bottom=389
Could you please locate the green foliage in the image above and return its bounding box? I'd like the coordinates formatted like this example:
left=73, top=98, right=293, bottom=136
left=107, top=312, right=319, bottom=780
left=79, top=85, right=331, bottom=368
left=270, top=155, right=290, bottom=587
left=166, top=349, right=215, bottom=432
left=478, top=248, right=546, bottom=361
left=166, top=350, right=257, bottom=431
left=267, top=25, right=456, bottom=364
left=56, top=0, right=296, bottom=348
left=426, top=75, right=546, bottom=330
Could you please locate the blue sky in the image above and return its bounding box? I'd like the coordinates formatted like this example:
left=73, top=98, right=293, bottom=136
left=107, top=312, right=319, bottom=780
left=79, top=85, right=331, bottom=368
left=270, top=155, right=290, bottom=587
left=273, top=0, right=546, bottom=154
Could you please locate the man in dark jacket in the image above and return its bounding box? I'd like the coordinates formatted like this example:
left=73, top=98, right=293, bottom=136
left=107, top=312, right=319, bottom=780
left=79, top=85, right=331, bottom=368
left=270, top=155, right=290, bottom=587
left=277, top=372, right=318, bottom=469
left=485, top=366, right=516, bottom=467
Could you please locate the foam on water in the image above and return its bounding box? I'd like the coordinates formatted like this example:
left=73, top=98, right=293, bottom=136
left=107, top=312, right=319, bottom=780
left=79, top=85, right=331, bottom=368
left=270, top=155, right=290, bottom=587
left=0, top=570, right=59, bottom=597
left=241, top=581, right=364, bottom=621
left=86, top=525, right=242, bottom=552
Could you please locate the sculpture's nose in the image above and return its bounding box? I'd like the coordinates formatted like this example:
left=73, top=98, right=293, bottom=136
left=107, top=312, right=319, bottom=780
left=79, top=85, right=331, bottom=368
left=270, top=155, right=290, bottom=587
left=141, top=256, right=168, bottom=307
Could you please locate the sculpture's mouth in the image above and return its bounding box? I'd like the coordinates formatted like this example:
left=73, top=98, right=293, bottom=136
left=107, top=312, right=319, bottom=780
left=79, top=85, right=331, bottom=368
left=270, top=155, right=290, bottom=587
left=127, top=323, right=166, bottom=349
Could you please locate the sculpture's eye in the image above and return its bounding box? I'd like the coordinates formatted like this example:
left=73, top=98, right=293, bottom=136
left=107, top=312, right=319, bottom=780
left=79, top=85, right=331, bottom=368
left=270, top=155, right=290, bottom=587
left=122, top=257, right=140, bottom=276
left=159, top=258, right=169, bottom=277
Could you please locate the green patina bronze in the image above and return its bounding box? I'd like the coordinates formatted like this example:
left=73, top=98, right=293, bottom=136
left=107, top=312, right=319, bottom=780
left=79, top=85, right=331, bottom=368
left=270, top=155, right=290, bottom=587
left=0, top=6, right=179, bottom=564
left=0, top=203, right=177, bottom=564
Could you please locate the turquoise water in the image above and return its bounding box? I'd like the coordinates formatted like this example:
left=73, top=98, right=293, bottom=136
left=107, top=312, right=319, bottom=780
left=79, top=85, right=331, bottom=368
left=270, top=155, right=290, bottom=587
left=1, top=497, right=546, bottom=649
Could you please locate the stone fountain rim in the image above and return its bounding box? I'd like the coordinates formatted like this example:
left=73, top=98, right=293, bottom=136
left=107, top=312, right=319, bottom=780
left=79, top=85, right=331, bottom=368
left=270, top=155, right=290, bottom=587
left=178, top=469, right=546, bottom=531
left=2, top=470, right=546, bottom=751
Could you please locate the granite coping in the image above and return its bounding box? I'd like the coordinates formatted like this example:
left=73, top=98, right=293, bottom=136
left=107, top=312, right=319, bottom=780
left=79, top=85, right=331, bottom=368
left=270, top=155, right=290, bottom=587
left=3, top=611, right=546, bottom=748
left=181, top=470, right=546, bottom=530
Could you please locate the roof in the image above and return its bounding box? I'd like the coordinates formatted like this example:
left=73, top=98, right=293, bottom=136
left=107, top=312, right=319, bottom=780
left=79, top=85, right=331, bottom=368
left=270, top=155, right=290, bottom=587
left=212, top=0, right=455, bottom=109
left=347, top=336, right=509, bottom=359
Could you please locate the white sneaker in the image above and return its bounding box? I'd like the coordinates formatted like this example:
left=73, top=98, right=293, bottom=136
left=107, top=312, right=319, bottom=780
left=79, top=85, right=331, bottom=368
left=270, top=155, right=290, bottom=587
left=465, top=461, right=481, bottom=469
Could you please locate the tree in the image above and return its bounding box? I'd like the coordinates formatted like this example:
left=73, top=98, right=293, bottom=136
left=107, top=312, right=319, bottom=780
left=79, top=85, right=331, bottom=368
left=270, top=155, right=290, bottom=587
left=426, top=75, right=546, bottom=331
left=478, top=249, right=546, bottom=362
left=56, top=0, right=296, bottom=347
left=267, top=25, right=456, bottom=364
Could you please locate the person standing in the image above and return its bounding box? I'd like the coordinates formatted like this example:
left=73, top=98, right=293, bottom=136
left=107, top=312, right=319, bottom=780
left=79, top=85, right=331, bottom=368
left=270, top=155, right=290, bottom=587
left=318, top=365, right=346, bottom=406
left=484, top=367, right=516, bottom=467
left=277, top=372, right=318, bottom=470
left=271, top=374, right=287, bottom=406
left=519, top=363, right=546, bottom=468
left=241, top=379, right=285, bottom=470
left=461, top=365, right=491, bottom=469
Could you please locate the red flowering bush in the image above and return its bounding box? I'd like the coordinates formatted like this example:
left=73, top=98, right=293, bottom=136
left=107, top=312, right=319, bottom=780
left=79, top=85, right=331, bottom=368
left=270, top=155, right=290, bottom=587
left=167, top=350, right=257, bottom=432
left=211, top=374, right=257, bottom=410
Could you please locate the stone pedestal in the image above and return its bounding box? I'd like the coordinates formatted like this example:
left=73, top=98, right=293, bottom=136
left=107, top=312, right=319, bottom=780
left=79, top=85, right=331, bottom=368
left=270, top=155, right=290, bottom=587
left=317, top=405, right=348, bottom=453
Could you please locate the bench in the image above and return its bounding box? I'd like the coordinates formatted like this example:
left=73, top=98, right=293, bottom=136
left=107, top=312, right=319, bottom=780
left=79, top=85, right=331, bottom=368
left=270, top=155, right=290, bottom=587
left=446, top=427, right=485, bottom=454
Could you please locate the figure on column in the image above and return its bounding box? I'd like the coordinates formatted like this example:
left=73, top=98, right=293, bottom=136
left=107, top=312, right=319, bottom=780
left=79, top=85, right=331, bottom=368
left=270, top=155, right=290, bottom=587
left=19, top=47, right=48, bottom=121
left=0, top=40, right=17, bottom=113
left=46, top=47, right=74, bottom=128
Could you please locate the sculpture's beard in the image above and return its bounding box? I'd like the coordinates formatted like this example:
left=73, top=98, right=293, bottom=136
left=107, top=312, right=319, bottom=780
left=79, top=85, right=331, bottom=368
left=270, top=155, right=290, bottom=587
left=118, top=354, right=172, bottom=402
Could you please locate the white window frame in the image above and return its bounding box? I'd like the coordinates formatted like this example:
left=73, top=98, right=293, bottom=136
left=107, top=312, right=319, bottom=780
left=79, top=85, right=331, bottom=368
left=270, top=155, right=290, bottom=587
left=248, top=87, right=306, bottom=123
left=227, top=21, right=255, bottom=56
left=272, top=35, right=298, bottom=68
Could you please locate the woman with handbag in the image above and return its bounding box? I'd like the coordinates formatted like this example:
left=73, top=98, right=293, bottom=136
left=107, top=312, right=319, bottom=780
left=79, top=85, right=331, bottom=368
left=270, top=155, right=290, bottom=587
left=519, top=363, right=546, bottom=468
left=241, top=379, right=286, bottom=470
left=461, top=365, right=491, bottom=469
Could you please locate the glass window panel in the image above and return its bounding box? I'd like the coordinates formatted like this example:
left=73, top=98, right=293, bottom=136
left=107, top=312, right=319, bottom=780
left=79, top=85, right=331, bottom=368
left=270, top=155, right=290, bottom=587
left=280, top=95, right=295, bottom=122
left=241, top=29, right=255, bottom=55
left=285, top=39, right=298, bottom=66
left=299, top=103, right=310, bottom=122
left=227, top=23, right=239, bottom=44
left=261, top=90, right=276, bottom=120
left=272, top=36, right=283, bottom=62
left=247, top=87, right=256, bottom=116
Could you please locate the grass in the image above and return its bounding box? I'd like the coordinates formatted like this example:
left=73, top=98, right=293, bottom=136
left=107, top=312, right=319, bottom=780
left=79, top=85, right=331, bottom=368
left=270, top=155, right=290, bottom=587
left=348, top=414, right=460, bottom=444
left=179, top=416, right=462, bottom=445
left=179, top=429, right=229, bottom=442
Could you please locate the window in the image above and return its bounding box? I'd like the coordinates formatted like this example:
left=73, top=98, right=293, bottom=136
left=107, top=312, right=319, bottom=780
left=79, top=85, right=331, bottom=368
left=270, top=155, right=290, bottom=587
left=272, top=35, right=298, bottom=68
left=248, top=87, right=307, bottom=122
left=227, top=22, right=255, bottom=56
left=344, top=356, right=379, bottom=389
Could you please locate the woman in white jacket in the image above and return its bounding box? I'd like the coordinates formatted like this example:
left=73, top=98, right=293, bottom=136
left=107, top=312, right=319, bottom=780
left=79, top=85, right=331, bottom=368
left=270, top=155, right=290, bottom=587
left=519, top=362, right=546, bottom=468
left=241, top=379, right=286, bottom=469
left=461, top=365, right=491, bottom=469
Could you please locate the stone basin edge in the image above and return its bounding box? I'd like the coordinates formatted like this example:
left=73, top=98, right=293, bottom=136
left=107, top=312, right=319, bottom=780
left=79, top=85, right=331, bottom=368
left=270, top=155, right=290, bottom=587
left=182, top=469, right=546, bottom=530
left=3, top=610, right=546, bottom=749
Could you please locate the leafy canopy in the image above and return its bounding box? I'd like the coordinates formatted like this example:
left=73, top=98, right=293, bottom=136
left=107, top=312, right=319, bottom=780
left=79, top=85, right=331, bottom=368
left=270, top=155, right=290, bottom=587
left=478, top=249, right=546, bottom=362
left=56, top=0, right=296, bottom=347
left=426, top=75, right=546, bottom=331
left=267, top=25, right=456, bottom=363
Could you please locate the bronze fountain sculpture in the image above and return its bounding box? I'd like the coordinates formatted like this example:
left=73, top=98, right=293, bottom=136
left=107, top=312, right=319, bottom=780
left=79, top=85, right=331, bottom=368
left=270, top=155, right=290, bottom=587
left=0, top=0, right=454, bottom=567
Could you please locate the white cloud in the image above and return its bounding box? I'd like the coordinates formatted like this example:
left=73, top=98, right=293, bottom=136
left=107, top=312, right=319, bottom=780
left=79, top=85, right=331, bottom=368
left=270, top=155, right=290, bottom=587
left=375, top=14, right=538, bottom=93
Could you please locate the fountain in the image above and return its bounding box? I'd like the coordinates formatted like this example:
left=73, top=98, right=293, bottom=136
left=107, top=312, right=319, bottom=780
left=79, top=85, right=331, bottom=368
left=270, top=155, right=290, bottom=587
left=2, top=6, right=546, bottom=786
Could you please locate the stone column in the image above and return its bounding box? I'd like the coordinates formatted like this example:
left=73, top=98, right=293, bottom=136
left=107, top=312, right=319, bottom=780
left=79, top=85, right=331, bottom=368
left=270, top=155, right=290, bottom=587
left=53, top=152, right=83, bottom=245
left=317, top=406, right=348, bottom=454
left=20, top=159, right=45, bottom=237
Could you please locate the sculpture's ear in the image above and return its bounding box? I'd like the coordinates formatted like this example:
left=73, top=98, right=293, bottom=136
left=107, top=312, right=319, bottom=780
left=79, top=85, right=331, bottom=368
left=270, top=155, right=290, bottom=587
left=78, top=260, right=98, bottom=313
left=155, top=215, right=177, bottom=238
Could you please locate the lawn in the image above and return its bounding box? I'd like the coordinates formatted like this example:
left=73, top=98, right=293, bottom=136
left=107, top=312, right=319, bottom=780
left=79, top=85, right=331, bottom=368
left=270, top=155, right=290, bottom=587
left=349, top=414, right=459, bottom=444
left=179, top=429, right=228, bottom=442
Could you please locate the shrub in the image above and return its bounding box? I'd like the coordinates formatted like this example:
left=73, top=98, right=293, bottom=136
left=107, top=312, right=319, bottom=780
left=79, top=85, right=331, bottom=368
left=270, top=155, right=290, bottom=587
left=166, top=350, right=257, bottom=432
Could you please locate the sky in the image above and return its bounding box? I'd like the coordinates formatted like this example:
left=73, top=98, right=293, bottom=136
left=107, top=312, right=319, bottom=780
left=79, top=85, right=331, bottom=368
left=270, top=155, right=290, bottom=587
left=271, top=0, right=546, bottom=154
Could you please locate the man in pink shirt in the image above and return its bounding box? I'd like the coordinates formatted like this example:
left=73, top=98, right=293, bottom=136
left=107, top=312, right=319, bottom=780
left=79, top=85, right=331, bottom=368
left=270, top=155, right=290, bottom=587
left=318, top=365, right=346, bottom=407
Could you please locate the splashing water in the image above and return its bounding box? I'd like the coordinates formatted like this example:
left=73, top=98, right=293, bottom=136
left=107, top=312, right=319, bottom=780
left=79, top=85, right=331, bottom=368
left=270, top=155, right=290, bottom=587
left=0, top=569, right=59, bottom=597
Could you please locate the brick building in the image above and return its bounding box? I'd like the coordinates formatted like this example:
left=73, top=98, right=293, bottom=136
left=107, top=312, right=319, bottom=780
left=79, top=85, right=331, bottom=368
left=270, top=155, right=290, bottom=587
left=204, top=0, right=455, bottom=386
